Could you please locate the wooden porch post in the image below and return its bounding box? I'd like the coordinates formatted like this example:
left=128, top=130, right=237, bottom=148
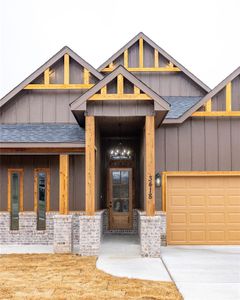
left=145, top=115, right=155, bottom=216
left=59, top=154, right=69, bottom=214
left=85, top=115, right=95, bottom=215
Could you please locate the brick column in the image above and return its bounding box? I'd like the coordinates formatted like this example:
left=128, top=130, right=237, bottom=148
left=53, top=214, right=73, bottom=253
left=138, top=211, right=162, bottom=257
left=78, top=211, right=103, bottom=256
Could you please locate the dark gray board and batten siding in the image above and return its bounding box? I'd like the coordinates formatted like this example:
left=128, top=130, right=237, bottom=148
left=0, top=155, right=85, bottom=211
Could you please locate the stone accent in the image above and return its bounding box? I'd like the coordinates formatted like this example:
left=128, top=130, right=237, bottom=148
left=137, top=210, right=165, bottom=257
left=78, top=211, right=104, bottom=256
left=53, top=214, right=73, bottom=253
left=72, top=212, right=84, bottom=248
left=103, top=209, right=138, bottom=235
left=0, top=211, right=55, bottom=245
left=159, top=211, right=167, bottom=246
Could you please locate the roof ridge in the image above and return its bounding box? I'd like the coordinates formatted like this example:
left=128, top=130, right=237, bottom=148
left=97, top=32, right=210, bottom=93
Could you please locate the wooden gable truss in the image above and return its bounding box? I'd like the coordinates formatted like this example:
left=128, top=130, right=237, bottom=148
left=101, top=38, right=180, bottom=73
left=24, top=54, right=95, bottom=90
left=89, top=74, right=151, bottom=101
left=192, top=75, right=240, bottom=117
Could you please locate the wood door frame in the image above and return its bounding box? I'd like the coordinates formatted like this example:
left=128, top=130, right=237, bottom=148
left=108, top=167, right=133, bottom=230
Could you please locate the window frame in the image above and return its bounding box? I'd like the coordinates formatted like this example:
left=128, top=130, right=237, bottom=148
left=8, top=169, right=24, bottom=230
left=34, top=168, right=50, bottom=230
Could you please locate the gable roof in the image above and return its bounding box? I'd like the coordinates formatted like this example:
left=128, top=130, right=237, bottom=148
left=98, top=32, right=210, bottom=93
left=167, top=66, right=240, bottom=124
left=0, top=46, right=103, bottom=108
left=70, top=65, right=170, bottom=111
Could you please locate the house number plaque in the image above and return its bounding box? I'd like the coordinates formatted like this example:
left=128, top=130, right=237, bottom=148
left=148, top=175, right=153, bottom=199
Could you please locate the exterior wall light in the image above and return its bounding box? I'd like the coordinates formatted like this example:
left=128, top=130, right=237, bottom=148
left=155, top=172, right=161, bottom=187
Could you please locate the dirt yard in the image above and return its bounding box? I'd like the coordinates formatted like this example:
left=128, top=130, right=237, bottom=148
left=0, top=254, right=182, bottom=300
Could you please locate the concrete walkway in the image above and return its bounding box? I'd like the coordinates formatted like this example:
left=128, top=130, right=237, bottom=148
left=161, top=246, right=240, bottom=300
left=97, top=234, right=171, bottom=281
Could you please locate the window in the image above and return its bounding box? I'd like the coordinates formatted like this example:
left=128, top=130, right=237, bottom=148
left=34, top=169, right=50, bottom=230
left=8, top=169, right=23, bottom=230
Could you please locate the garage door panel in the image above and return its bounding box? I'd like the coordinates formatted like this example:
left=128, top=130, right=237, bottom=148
left=207, top=230, right=225, bottom=242
left=228, top=195, right=240, bottom=206
left=170, top=213, right=187, bottom=224
left=168, top=177, right=187, bottom=188
left=189, top=230, right=206, bottom=242
left=187, top=177, right=207, bottom=188
left=227, top=231, right=240, bottom=241
left=169, top=231, right=187, bottom=243
left=189, top=196, right=206, bottom=207
left=167, top=175, right=240, bottom=245
left=168, top=195, right=187, bottom=207
left=207, top=212, right=225, bottom=223
left=207, top=196, right=225, bottom=207
left=189, top=213, right=206, bottom=224
left=226, top=212, right=240, bottom=223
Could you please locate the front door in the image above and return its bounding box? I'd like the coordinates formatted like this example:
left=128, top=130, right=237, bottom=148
left=108, top=168, right=132, bottom=229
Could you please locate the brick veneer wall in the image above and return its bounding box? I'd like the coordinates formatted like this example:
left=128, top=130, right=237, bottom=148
left=0, top=212, right=56, bottom=245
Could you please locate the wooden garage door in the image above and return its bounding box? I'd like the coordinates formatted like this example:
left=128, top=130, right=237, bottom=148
left=167, top=175, right=240, bottom=245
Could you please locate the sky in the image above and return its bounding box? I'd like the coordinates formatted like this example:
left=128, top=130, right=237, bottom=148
left=0, top=0, right=240, bottom=98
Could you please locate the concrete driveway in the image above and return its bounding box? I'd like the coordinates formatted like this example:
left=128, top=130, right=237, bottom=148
left=161, top=246, right=240, bottom=300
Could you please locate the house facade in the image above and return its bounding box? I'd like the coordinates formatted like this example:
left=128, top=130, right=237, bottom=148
left=0, top=33, right=240, bottom=257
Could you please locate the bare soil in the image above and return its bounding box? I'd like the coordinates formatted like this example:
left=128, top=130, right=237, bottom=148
left=0, top=254, right=182, bottom=300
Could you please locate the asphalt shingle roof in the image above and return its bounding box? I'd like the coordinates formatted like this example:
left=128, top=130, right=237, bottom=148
left=0, top=97, right=203, bottom=143
left=0, top=124, right=85, bottom=143
left=163, top=96, right=202, bottom=119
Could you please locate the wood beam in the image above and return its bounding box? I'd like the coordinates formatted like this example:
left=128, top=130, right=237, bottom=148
left=124, top=50, right=128, bottom=68
left=85, top=115, right=95, bottom=215
left=64, top=53, right=70, bottom=85
left=161, top=173, right=166, bottom=212
left=44, top=68, right=50, bottom=85
left=205, top=99, right=212, bottom=112
left=134, top=86, right=140, bottom=95
left=101, top=67, right=181, bottom=72
left=24, top=83, right=94, bottom=90
left=89, top=94, right=151, bottom=100
left=59, top=154, right=69, bottom=214
left=192, top=111, right=240, bottom=117
left=139, top=38, right=144, bottom=68
left=154, top=49, right=159, bottom=68
left=0, top=147, right=84, bottom=154
left=226, top=82, right=232, bottom=112
left=117, top=74, right=124, bottom=94
left=101, top=86, right=107, bottom=94
left=83, top=68, right=90, bottom=85
left=145, top=115, right=155, bottom=216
